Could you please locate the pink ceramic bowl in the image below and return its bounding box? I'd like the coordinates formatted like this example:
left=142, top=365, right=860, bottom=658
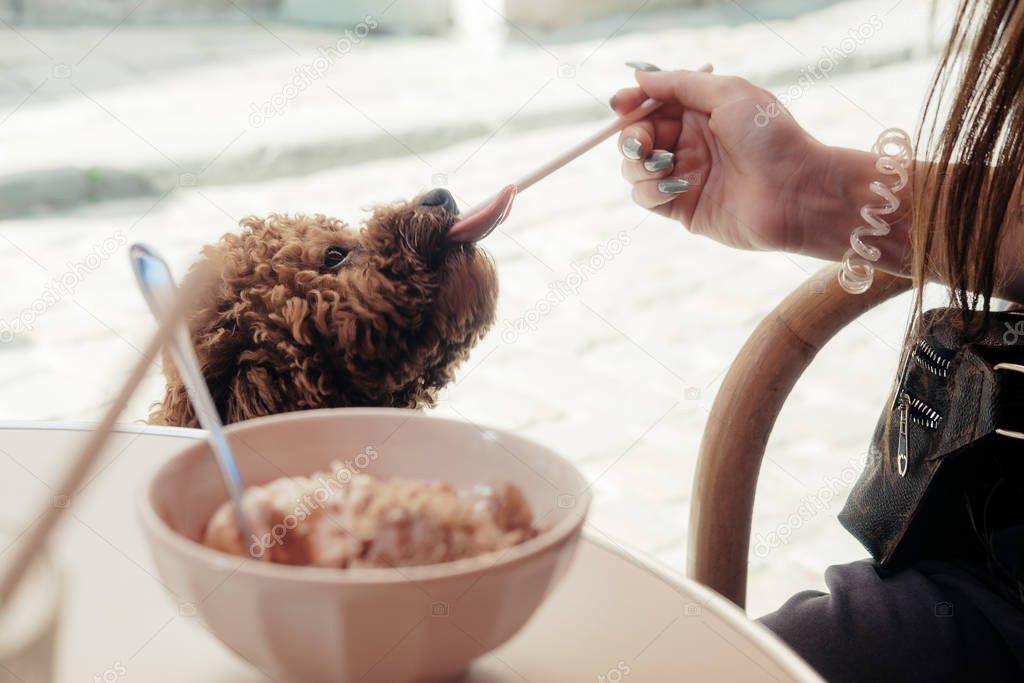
left=138, top=408, right=590, bottom=683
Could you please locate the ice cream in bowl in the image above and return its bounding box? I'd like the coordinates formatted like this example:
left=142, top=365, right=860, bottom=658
left=138, top=408, right=590, bottom=683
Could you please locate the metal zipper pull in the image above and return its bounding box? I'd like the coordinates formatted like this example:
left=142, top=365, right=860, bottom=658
left=897, top=392, right=910, bottom=477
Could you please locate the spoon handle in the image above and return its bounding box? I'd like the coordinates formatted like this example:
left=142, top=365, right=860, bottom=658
left=458, top=99, right=663, bottom=222
left=130, top=245, right=257, bottom=556
left=0, top=269, right=206, bottom=607
left=461, top=62, right=714, bottom=220
left=513, top=98, right=663, bottom=195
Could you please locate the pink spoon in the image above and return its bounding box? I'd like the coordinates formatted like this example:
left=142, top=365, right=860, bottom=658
left=448, top=98, right=663, bottom=243
left=449, top=63, right=714, bottom=243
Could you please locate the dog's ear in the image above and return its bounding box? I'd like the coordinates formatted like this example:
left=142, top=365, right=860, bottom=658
left=149, top=360, right=290, bottom=426
left=222, top=364, right=288, bottom=424
left=147, top=350, right=198, bottom=427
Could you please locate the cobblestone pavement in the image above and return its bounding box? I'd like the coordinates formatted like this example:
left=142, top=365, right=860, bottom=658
left=0, top=0, right=949, bottom=617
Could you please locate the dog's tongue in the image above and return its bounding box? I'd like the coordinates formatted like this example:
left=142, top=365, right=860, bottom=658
left=448, top=185, right=517, bottom=243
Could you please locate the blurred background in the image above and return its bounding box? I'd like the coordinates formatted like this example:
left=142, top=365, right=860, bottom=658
left=0, top=0, right=951, bottom=616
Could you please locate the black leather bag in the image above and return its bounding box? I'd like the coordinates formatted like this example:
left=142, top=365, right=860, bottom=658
left=839, top=308, right=1024, bottom=579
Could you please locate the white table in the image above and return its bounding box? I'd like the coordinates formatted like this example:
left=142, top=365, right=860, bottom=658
left=0, top=423, right=822, bottom=683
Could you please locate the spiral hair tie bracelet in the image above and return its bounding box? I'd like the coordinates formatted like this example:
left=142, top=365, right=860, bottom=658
left=838, top=127, right=913, bottom=295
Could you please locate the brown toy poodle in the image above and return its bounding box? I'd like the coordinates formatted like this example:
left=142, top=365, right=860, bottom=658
left=149, top=188, right=500, bottom=427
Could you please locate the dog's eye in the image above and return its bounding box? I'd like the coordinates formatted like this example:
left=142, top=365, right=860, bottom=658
left=323, top=246, right=350, bottom=270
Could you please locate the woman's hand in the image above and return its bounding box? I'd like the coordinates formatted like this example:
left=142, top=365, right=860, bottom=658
left=612, top=65, right=834, bottom=253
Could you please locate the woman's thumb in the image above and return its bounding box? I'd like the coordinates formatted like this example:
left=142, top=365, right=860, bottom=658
left=633, top=63, right=727, bottom=114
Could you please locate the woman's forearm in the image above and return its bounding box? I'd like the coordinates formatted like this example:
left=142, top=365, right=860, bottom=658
left=791, top=144, right=1024, bottom=303
left=788, top=143, right=913, bottom=276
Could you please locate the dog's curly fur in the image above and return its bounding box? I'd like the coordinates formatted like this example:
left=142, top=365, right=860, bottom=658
left=149, top=193, right=498, bottom=427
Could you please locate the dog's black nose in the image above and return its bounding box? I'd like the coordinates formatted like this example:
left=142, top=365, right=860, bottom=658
left=419, top=188, right=459, bottom=215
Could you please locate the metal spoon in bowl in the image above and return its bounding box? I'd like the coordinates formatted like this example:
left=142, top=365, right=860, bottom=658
left=130, top=243, right=260, bottom=559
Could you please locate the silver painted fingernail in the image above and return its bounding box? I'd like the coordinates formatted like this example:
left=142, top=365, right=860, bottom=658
left=621, top=137, right=642, bottom=160
left=626, top=61, right=661, bottom=72
left=608, top=93, right=617, bottom=110
left=644, top=151, right=675, bottom=172
left=657, top=178, right=690, bottom=194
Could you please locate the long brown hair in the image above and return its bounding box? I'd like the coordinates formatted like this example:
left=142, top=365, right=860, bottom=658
left=914, top=0, right=1024, bottom=328
left=908, top=1, right=1024, bottom=597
